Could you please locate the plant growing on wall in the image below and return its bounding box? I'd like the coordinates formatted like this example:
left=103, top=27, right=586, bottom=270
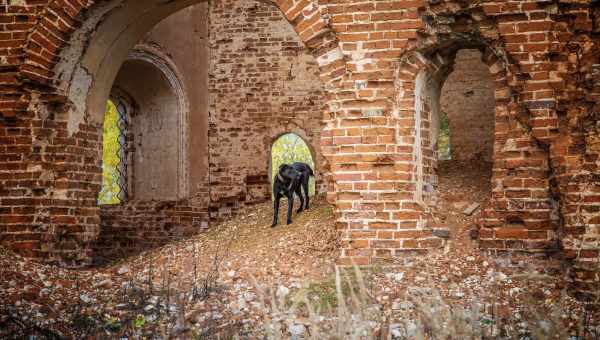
left=271, top=133, right=315, bottom=196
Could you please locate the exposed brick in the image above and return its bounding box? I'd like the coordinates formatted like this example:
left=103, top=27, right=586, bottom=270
left=0, top=0, right=599, bottom=300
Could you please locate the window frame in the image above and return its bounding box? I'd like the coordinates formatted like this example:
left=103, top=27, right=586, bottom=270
left=99, top=91, right=134, bottom=205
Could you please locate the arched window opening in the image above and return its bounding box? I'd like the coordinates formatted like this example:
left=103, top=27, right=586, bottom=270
left=111, top=55, right=184, bottom=201
left=271, top=133, right=316, bottom=197
left=99, top=99, right=128, bottom=205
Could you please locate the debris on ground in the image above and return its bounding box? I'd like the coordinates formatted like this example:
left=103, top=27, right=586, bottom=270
left=0, top=160, right=598, bottom=338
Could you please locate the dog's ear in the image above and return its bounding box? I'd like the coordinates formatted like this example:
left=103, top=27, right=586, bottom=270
left=277, top=164, right=288, bottom=182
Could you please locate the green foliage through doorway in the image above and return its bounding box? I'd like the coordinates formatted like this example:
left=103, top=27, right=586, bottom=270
left=271, top=133, right=316, bottom=197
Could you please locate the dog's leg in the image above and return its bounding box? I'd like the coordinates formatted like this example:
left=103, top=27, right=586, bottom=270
left=302, top=177, right=310, bottom=210
left=295, top=185, right=304, bottom=213
left=272, top=192, right=281, bottom=227
left=286, top=193, right=294, bottom=225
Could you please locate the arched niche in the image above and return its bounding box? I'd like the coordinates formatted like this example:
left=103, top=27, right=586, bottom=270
left=111, top=48, right=189, bottom=200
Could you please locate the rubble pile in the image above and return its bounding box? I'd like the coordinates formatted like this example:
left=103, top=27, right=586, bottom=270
left=1, top=171, right=598, bottom=338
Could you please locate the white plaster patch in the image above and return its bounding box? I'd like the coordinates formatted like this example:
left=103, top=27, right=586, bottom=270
left=27, top=93, right=49, bottom=120
left=363, top=109, right=383, bottom=117
left=413, top=72, right=426, bottom=204
left=317, top=48, right=343, bottom=67
left=349, top=42, right=373, bottom=72
left=27, top=164, right=43, bottom=172
left=67, top=65, right=94, bottom=135
left=502, top=139, right=518, bottom=152
left=328, top=101, right=340, bottom=112
left=54, top=1, right=120, bottom=94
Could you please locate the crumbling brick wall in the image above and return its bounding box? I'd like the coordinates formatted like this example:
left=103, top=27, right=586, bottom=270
left=207, top=0, right=327, bottom=219
left=95, top=200, right=209, bottom=262
left=90, top=0, right=327, bottom=257
left=1, top=0, right=600, bottom=298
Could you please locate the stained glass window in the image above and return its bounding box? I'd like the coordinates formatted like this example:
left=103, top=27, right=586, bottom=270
left=99, top=99, right=128, bottom=204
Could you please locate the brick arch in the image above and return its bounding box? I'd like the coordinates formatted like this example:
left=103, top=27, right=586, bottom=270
left=269, top=127, right=320, bottom=170
left=394, top=42, right=512, bottom=206
left=20, top=0, right=346, bottom=94
left=393, top=41, right=559, bottom=257
left=268, top=125, right=330, bottom=186
left=8, top=0, right=351, bottom=266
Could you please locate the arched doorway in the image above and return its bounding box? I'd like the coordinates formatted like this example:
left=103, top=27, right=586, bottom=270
left=437, top=49, right=495, bottom=206
left=394, top=44, right=502, bottom=254
left=408, top=48, right=495, bottom=209
left=270, top=133, right=317, bottom=197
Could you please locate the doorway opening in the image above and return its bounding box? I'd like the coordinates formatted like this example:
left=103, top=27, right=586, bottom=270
left=271, top=133, right=316, bottom=197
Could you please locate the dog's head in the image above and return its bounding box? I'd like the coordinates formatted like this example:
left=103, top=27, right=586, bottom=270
left=277, top=164, right=299, bottom=182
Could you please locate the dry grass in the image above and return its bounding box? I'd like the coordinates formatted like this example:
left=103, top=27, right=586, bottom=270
left=252, top=266, right=384, bottom=339
left=2, top=193, right=599, bottom=339
left=254, top=265, right=600, bottom=340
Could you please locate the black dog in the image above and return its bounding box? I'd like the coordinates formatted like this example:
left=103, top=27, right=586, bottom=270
left=271, top=162, right=314, bottom=227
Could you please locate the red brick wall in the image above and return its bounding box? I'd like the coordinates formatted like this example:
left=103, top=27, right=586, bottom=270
left=95, top=200, right=209, bottom=262
left=1, top=0, right=599, bottom=297
left=207, top=0, right=327, bottom=219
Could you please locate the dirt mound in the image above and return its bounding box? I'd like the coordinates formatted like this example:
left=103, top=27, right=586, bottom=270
left=1, top=184, right=597, bottom=338
left=0, top=196, right=338, bottom=338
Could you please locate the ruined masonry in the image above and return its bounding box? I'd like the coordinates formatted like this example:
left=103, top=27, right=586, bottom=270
left=0, top=0, right=599, bottom=297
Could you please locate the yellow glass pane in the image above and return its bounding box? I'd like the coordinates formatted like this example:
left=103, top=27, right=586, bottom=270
left=98, top=100, right=122, bottom=205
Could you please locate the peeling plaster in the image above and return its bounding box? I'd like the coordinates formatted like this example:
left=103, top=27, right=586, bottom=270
left=67, top=66, right=94, bottom=135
